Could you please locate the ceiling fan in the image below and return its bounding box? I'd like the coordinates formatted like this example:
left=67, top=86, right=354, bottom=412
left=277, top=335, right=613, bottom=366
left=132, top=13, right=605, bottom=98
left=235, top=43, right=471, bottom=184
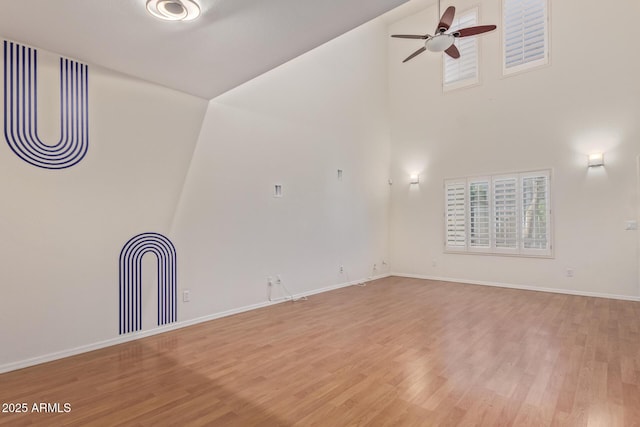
left=391, top=1, right=497, bottom=63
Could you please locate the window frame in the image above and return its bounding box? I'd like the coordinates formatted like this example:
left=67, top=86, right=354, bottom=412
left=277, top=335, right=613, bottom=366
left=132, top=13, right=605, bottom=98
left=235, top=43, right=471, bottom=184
left=443, top=6, right=480, bottom=92
left=444, top=169, right=553, bottom=258
left=501, top=0, right=550, bottom=76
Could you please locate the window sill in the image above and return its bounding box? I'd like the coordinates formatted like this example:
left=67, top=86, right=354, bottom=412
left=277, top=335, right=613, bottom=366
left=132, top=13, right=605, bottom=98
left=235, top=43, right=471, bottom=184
left=444, top=249, right=554, bottom=259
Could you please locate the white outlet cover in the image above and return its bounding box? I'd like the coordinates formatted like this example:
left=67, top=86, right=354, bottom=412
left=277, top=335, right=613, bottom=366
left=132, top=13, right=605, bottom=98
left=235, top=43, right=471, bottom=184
left=625, top=220, right=638, bottom=230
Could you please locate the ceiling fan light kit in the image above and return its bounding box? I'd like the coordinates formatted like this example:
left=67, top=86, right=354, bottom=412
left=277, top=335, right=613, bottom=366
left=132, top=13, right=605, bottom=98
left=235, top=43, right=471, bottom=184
left=391, top=1, right=496, bottom=63
left=146, top=0, right=201, bottom=22
left=426, top=34, right=455, bottom=52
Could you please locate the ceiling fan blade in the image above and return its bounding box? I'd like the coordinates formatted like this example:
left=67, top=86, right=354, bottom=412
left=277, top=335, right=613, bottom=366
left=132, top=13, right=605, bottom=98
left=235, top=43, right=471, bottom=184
left=436, top=6, right=456, bottom=33
left=391, top=34, right=431, bottom=39
left=453, top=25, right=497, bottom=38
left=402, top=47, right=427, bottom=63
left=444, top=44, right=460, bottom=59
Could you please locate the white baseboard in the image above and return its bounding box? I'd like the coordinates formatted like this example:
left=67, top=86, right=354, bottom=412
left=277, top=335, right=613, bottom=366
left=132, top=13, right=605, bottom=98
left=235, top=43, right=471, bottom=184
left=0, top=274, right=390, bottom=374
left=391, top=272, right=640, bottom=302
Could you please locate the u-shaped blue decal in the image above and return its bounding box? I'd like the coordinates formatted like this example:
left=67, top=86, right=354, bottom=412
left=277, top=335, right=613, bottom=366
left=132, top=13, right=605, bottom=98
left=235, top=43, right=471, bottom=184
left=119, top=233, right=177, bottom=335
left=3, top=40, right=89, bottom=169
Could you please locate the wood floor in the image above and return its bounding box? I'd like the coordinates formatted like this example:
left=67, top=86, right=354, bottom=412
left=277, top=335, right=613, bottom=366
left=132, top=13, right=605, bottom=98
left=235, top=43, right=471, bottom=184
left=1, top=277, right=640, bottom=426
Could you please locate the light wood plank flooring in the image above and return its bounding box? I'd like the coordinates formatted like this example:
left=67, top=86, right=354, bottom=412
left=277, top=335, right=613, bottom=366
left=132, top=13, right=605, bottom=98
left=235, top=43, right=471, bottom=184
left=1, top=277, right=639, bottom=426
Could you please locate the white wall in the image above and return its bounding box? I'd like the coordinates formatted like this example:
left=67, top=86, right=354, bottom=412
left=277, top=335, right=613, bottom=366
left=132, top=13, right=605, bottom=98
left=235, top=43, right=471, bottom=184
left=388, top=0, right=640, bottom=297
left=0, top=46, right=208, bottom=369
left=0, top=19, right=392, bottom=371
left=171, top=20, right=392, bottom=319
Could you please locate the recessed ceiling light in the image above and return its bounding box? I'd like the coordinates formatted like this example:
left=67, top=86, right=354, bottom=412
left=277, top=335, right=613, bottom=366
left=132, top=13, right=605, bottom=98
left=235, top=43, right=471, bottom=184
left=146, top=0, right=201, bottom=22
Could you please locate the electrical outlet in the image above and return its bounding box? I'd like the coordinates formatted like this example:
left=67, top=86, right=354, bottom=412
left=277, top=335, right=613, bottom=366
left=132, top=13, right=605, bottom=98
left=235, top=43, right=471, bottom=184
left=339, top=265, right=344, bottom=274
left=373, top=263, right=377, bottom=271
left=182, top=290, right=190, bottom=302
left=566, top=268, right=574, bottom=278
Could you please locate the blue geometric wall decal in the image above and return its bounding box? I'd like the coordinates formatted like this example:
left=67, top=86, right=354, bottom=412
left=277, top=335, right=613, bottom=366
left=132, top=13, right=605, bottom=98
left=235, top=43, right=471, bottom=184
left=119, top=233, right=177, bottom=335
left=3, top=40, right=89, bottom=169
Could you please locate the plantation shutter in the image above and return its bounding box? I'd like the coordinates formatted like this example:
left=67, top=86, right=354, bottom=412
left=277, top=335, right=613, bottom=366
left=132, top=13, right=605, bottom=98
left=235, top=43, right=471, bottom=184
left=521, top=171, right=550, bottom=254
left=444, top=170, right=552, bottom=256
left=469, top=179, right=490, bottom=249
left=493, top=176, right=518, bottom=250
left=503, top=0, right=548, bottom=73
left=444, top=8, right=478, bottom=89
left=445, top=181, right=466, bottom=249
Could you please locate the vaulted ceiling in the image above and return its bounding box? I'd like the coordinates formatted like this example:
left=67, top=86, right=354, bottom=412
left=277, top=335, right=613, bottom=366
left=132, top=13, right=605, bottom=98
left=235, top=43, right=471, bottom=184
left=0, top=0, right=415, bottom=99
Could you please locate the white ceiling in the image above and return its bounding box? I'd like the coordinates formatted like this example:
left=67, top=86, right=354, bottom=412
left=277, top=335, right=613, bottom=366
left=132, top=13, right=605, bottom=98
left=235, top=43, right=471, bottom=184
left=0, top=0, right=412, bottom=99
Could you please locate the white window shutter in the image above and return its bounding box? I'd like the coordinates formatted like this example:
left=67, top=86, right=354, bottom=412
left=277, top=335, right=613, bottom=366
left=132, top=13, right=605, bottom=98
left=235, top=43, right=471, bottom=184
left=444, top=8, right=479, bottom=90
left=468, top=179, right=490, bottom=250
left=445, top=181, right=467, bottom=249
left=503, top=0, right=548, bottom=74
left=521, top=171, right=550, bottom=254
left=493, top=176, right=518, bottom=251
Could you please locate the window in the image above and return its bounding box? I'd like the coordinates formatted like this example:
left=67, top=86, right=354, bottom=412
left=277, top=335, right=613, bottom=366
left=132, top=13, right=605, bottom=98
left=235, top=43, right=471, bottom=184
left=443, top=8, right=479, bottom=91
left=445, top=170, right=552, bottom=257
left=503, top=0, right=549, bottom=75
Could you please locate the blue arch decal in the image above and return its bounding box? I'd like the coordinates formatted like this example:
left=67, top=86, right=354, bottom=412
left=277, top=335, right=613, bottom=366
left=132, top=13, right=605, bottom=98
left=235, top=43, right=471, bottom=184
left=119, top=233, right=177, bottom=335
left=3, top=40, right=89, bottom=169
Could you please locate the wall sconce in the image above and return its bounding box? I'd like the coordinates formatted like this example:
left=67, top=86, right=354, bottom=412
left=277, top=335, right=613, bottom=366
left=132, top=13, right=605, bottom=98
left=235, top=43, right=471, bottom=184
left=588, top=153, right=604, bottom=167
left=410, top=174, right=420, bottom=184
